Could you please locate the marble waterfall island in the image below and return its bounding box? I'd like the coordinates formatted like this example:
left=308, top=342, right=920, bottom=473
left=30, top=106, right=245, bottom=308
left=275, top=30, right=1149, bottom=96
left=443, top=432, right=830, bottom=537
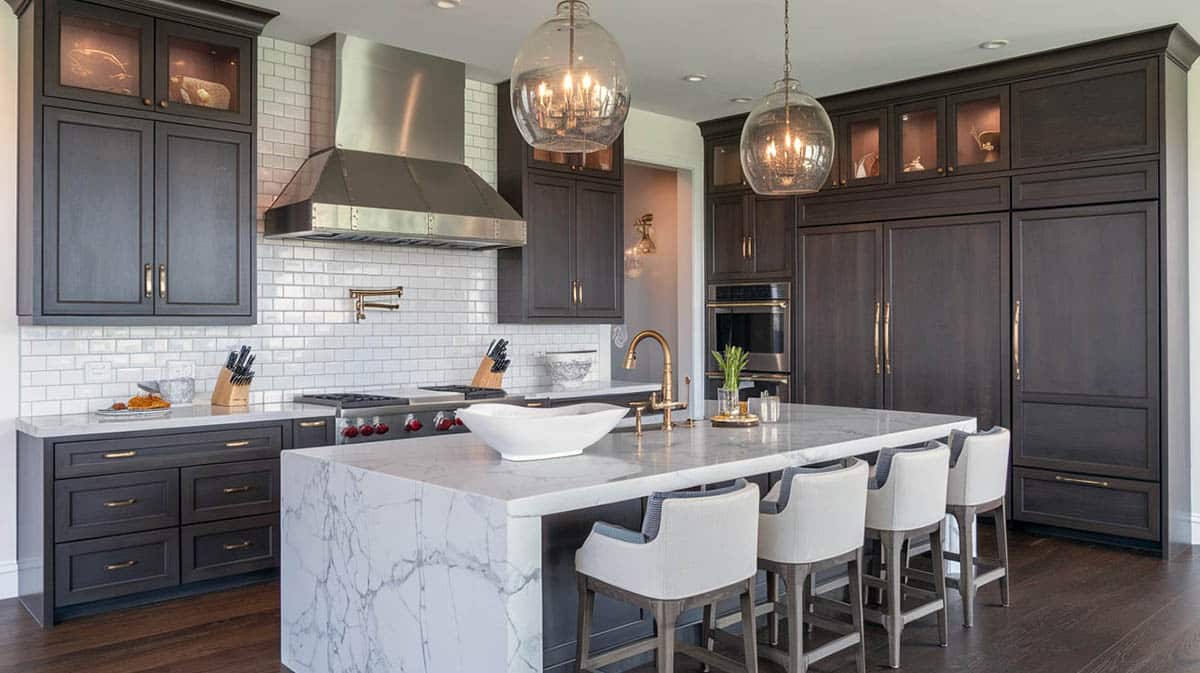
left=281, top=404, right=975, bottom=673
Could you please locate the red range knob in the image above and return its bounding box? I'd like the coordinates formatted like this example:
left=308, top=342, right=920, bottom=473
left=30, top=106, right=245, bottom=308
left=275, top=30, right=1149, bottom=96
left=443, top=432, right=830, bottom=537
left=342, top=426, right=359, bottom=438
left=404, top=415, right=423, bottom=432
left=374, top=422, right=389, bottom=435
left=359, top=424, right=375, bottom=436
left=434, top=414, right=453, bottom=432
left=455, top=417, right=465, bottom=426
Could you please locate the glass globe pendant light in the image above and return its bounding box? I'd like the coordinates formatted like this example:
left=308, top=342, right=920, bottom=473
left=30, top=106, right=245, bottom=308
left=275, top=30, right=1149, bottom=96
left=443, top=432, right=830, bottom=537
left=739, top=0, right=834, bottom=195
left=510, top=1, right=631, bottom=153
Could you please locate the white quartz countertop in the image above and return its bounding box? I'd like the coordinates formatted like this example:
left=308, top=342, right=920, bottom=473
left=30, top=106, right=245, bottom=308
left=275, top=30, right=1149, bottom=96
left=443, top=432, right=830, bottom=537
left=286, top=403, right=974, bottom=516
left=507, top=379, right=661, bottom=400
left=16, top=402, right=334, bottom=438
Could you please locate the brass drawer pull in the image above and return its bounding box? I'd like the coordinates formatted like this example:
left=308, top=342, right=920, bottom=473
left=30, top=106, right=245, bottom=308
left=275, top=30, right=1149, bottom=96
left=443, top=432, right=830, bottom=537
left=873, top=301, right=881, bottom=375
left=223, top=540, right=253, bottom=551
left=883, top=302, right=892, bottom=374
left=1055, top=475, right=1110, bottom=488
left=103, top=498, right=137, bottom=508
left=577, top=280, right=583, bottom=304
left=705, top=301, right=789, bottom=309
left=222, top=485, right=253, bottom=495
left=298, top=420, right=327, bottom=428
left=104, top=560, right=137, bottom=571
left=224, top=440, right=251, bottom=448
left=159, top=264, right=167, bottom=299
left=746, top=235, right=753, bottom=258
left=526, top=402, right=545, bottom=408
left=144, top=263, right=152, bottom=298
left=103, top=450, right=137, bottom=459
left=1013, top=300, right=1022, bottom=382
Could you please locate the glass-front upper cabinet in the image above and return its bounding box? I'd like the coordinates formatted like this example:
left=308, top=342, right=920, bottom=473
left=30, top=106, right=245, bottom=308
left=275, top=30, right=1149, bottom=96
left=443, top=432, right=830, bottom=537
left=529, top=135, right=622, bottom=180
left=894, top=98, right=946, bottom=182
left=156, top=21, right=253, bottom=125
left=708, top=136, right=746, bottom=191
left=46, top=0, right=156, bottom=109
left=839, top=108, right=889, bottom=188
left=947, top=86, right=1009, bottom=175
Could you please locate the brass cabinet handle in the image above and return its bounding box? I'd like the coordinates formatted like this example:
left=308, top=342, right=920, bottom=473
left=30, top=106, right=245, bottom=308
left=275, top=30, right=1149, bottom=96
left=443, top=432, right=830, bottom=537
left=1013, top=300, right=1022, bottom=382
left=142, top=98, right=153, bottom=106
left=298, top=420, right=327, bottom=428
left=222, top=485, right=253, bottom=494
left=705, top=301, right=788, bottom=309
left=103, top=498, right=137, bottom=508
left=873, top=301, right=882, bottom=375
left=570, top=280, right=577, bottom=304
left=103, top=450, right=137, bottom=459
left=577, top=280, right=583, bottom=304
left=947, top=166, right=956, bottom=173
left=224, top=440, right=251, bottom=448
left=158, top=100, right=168, bottom=108
left=144, top=264, right=152, bottom=298
left=704, top=371, right=790, bottom=383
left=747, top=235, right=754, bottom=258
left=158, top=264, right=167, bottom=299
left=222, top=540, right=253, bottom=551
left=883, top=302, right=892, bottom=374
left=840, top=179, right=847, bottom=186
left=936, top=167, right=944, bottom=174
left=741, top=236, right=748, bottom=258
left=1055, top=475, right=1109, bottom=488
left=104, top=560, right=137, bottom=571
left=526, top=401, right=545, bottom=408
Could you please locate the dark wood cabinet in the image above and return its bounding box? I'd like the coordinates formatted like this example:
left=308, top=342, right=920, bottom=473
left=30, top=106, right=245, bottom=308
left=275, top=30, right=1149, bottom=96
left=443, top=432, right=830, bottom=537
left=706, top=193, right=794, bottom=281
left=41, top=107, right=154, bottom=316
left=707, top=193, right=749, bottom=279
left=154, top=123, right=253, bottom=317
left=154, top=20, right=253, bottom=126
left=522, top=172, right=576, bottom=319
left=947, top=86, right=1009, bottom=175
left=705, top=134, right=745, bottom=193
left=573, top=179, right=623, bottom=319
left=44, top=0, right=156, bottom=110
left=528, top=137, right=623, bottom=181
left=837, top=107, right=889, bottom=188
left=894, top=98, right=946, bottom=181
left=749, top=196, right=794, bottom=277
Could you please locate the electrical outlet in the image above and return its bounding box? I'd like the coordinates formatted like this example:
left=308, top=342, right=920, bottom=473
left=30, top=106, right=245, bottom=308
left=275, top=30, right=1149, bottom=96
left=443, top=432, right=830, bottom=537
left=84, top=361, right=112, bottom=383
left=166, top=361, right=195, bottom=379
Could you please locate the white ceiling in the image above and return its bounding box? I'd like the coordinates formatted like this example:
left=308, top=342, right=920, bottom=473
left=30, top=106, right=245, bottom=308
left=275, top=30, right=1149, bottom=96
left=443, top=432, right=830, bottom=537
left=255, top=0, right=1200, bottom=122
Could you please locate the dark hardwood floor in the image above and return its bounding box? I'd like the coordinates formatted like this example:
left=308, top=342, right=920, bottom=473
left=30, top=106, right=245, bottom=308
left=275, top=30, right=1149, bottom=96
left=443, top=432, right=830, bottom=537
left=1, top=526, right=1198, bottom=673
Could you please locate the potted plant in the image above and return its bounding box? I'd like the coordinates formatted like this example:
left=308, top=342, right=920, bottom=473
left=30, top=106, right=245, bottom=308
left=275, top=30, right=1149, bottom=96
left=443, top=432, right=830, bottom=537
left=712, top=345, right=749, bottom=416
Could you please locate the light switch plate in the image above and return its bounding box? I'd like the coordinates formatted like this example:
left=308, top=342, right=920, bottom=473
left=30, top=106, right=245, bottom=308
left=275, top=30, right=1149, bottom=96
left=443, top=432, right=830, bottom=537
left=84, top=361, right=112, bottom=383
left=166, top=361, right=195, bottom=379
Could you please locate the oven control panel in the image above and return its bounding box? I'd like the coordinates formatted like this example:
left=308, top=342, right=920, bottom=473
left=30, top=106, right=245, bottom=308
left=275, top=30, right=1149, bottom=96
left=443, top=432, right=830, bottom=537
left=336, top=410, right=470, bottom=443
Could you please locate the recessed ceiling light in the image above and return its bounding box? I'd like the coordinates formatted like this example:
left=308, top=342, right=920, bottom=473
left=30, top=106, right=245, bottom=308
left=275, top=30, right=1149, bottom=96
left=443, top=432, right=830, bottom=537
left=979, top=39, right=1009, bottom=50
left=433, top=0, right=461, bottom=8
left=682, top=74, right=707, bottom=83
left=730, top=97, right=754, bottom=104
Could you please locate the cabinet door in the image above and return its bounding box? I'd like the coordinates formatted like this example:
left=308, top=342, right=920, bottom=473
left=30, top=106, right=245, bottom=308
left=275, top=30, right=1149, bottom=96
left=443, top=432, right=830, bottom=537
left=574, top=136, right=623, bottom=181
left=748, top=195, right=794, bottom=277
left=154, top=123, right=253, bottom=317
left=1011, top=59, right=1157, bottom=169
left=795, top=224, right=883, bottom=408
left=525, top=172, right=577, bottom=318
left=1012, top=203, right=1158, bottom=481
left=839, top=108, right=889, bottom=188
left=707, top=135, right=746, bottom=192
left=894, top=98, right=946, bottom=182
left=707, top=193, right=750, bottom=280
left=42, top=108, right=154, bottom=316
left=155, top=20, right=253, bottom=126
left=44, top=0, right=155, bottom=110
left=947, top=86, right=1008, bottom=176
left=574, top=179, right=623, bottom=319
left=884, top=213, right=1008, bottom=431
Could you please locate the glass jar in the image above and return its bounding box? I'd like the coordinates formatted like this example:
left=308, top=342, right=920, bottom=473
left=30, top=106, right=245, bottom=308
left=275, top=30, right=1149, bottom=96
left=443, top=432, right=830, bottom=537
left=759, top=392, right=781, bottom=423
left=717, top=387, right=739, bottom=417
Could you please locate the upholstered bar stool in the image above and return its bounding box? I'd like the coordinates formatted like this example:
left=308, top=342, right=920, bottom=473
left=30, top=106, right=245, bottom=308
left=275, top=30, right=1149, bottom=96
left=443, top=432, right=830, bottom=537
left=574, top=479, right=761, bottom=673
left=863, top=442, right=951, bottom=669
left=739, top=458, right=870, bottom=673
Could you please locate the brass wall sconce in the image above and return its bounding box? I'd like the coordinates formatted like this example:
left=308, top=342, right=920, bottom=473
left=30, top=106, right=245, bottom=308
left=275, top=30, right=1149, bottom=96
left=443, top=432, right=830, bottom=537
left=350, top=287, right=404, bottom=322
left=634, top=213, right=656, bottom=254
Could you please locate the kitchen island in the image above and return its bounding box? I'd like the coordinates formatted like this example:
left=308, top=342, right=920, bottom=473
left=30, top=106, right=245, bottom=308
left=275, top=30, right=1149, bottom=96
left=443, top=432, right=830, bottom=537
left=280, top=403, right=975, bottom=673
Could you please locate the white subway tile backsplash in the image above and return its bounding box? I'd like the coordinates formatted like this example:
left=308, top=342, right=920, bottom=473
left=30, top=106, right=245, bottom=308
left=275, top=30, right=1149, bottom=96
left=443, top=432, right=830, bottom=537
left=18, top=38, right=604, bottom=415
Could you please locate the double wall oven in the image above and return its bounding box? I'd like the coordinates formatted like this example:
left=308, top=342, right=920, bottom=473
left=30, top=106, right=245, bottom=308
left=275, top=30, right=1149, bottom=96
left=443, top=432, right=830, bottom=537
left=705, top=282, right=792, bottom=401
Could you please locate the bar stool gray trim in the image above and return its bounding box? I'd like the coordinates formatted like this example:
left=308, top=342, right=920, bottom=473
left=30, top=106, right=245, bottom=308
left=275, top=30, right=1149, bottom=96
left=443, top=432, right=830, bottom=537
left=946, top=496, right=1010, bottom=627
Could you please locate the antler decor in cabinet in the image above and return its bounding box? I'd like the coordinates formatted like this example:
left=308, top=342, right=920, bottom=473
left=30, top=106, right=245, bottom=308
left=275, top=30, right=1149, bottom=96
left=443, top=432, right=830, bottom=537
left=700, top=24, right=1198, bottom=557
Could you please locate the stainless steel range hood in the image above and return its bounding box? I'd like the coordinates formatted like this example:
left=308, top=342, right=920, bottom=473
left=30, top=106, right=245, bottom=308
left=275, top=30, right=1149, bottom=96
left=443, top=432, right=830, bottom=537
left=264, top=34, right=525, bottom=249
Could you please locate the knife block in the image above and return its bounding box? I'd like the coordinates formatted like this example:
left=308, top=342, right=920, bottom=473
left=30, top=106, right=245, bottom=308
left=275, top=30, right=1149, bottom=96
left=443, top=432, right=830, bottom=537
left=470, top=357, right=505, bottom=389
left=211, top=369, right=251, bottom=407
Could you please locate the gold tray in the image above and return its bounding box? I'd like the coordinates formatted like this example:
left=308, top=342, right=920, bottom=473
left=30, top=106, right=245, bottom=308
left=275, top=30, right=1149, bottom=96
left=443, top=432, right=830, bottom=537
left=710, top=413, right=760, bottom=428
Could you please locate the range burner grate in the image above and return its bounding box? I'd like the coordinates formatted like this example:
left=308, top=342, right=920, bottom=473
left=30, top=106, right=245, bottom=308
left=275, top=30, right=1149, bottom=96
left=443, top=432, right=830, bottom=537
left=419, top=385, right=507, bottom=400
left=297, top=393, right=410, bottom=409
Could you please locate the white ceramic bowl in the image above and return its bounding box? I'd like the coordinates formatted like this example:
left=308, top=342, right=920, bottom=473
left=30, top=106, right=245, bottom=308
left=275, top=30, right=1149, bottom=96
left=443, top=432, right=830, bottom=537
left=454, top=402, right=628, bottom=461
left=544, top=350, right=595, bottom=388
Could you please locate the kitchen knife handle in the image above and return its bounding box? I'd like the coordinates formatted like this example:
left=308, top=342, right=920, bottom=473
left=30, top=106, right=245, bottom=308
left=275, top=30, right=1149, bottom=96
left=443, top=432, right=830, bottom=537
left=158, top=264, right=167, bottom=299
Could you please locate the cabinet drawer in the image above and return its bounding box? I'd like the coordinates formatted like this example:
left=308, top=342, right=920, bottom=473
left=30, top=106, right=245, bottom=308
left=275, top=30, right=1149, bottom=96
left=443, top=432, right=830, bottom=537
left=292, top=417, right=333, bottom=449
left=181, top=514, right=279, bottom=583
left=799, top=177, right=1009, bottom=226
left=1012, top=161, right=1158, bottom=210
left=54, top=529, right=180, bottom=607
left=1014, top=402, right=1157, bottom=480
left=181, top=459, right=279, bottom=524
left=1012, top=467, right=1160, bottom=541
left=54, top=469, right=179, bottom=542
left=54, top=425, right=283, bottom=478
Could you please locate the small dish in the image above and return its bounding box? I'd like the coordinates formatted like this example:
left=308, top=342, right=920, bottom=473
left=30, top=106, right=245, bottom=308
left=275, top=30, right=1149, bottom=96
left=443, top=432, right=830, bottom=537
left=94, top=407, right=172, bottom=419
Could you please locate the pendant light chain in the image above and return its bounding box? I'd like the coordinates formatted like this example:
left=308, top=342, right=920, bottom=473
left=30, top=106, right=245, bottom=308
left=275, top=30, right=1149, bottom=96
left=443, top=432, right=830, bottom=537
left=783, top=0, right=790, bottom=82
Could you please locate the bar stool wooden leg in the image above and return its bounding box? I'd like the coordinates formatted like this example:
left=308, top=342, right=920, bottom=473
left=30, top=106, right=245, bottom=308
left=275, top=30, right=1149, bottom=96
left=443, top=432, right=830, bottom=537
left=952, top=505, right=978, bottom=627
left=848, top=549, right=867, bottom=673
left=700, top=603, right=716, bottom=672
left=930, top=527, right=949, bottom=648
left=766, top=571, right=781, bottom=646
left=883, top=531, right=904, bottom=669
left=740, top=579, right=760, bottom=673
left=995, top=502, right=1011, bottom=607
left=786, top=565, right=810, bottom=673
left=575, top=575, right=595, bottom=672
left=654, top=600, right=682, bottom=673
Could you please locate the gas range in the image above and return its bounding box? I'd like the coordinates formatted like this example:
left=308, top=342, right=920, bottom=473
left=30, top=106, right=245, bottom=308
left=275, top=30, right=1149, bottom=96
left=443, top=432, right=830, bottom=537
left=295, top=386, right=519, bottom=444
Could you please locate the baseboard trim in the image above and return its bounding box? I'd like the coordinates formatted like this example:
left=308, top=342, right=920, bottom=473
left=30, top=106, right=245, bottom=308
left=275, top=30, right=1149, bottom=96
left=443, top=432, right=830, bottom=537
left=0, top=560, right=18, bottom=600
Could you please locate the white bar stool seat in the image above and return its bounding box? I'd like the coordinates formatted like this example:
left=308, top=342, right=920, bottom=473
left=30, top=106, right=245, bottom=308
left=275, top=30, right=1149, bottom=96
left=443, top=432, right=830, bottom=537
left=574, top=479, right=761, bottom=673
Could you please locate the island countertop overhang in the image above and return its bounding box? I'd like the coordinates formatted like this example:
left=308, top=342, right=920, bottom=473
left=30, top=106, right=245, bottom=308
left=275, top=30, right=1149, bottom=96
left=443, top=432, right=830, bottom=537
left=283, top=403, right=976, bottom=517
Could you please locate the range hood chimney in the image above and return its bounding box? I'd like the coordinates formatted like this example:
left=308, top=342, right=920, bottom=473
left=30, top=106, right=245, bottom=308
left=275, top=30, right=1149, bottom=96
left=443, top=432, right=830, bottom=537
left=264, top=34, right=525, bottom=249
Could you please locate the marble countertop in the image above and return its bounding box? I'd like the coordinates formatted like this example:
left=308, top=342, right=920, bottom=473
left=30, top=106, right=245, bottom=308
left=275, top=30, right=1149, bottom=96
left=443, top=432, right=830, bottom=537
left=16, top=403, right=334, bottom=438
left=286, top=403, right=975, bottom=516
left=507, top=379, right=661, bottom=400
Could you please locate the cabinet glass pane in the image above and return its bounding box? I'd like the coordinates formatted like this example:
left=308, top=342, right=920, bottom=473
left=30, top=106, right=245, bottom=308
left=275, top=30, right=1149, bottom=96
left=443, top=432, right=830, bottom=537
left=60, top=14, right=142, bottom=96
left=954, top=96, right=1003, bottom=168
left=712, top=143, right=743, bottom=187
left=580, top=145, right=614, bottom=172
left=899, top=108, right=938, bottom=174
left=167, top=37, right=241, bottom=113
left=532, top=148, right=572, bottom=166
left=847, top=119, right=881, bottom=179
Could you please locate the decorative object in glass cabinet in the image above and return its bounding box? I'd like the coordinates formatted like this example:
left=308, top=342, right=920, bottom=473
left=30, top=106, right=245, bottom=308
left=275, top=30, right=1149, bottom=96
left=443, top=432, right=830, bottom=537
left=739, top=0, right=834, bottom=195
left=954, top=96, right=1002, bottom=168
left=60, top=14, right=141, bottom=96
left=711, top=141, right=744, bottom=188
left=167, top=36, right=240, bottom=112
left=899, top=108, right=938, bottom=173
left=848, top=118, right=881, bottom=179
left=510, top=0, right=630, bottom=153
